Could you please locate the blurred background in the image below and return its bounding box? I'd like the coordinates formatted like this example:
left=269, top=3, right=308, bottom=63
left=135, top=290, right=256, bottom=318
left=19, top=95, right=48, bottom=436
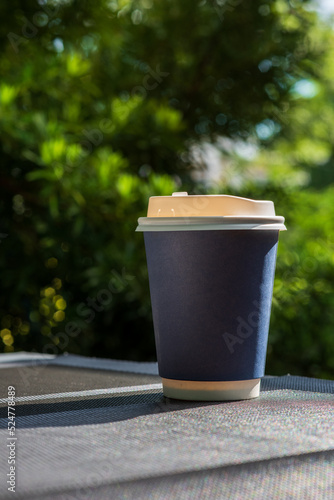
left=1, top=0, right=334, bottom=378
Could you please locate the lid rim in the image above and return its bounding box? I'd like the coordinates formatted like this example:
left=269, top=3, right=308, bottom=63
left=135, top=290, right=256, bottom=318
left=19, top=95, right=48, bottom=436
left=136, top=216, right=286, bottom=232
left=136, top=225, right=286, bottom=232
left=137, top=215, right=285, bottom=223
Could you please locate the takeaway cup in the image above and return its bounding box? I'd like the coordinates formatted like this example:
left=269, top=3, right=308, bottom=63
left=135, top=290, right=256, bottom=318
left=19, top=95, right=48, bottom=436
left=136, top=193, right=286, bottom=401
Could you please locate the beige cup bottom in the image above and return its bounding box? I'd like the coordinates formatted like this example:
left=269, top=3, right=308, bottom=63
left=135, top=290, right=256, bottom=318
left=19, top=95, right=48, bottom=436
left=162, top=378, right=260, bottom=401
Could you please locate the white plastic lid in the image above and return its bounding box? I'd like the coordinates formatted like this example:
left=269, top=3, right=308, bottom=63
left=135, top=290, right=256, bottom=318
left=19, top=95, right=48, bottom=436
left=136, top=193, right=286, bottom=231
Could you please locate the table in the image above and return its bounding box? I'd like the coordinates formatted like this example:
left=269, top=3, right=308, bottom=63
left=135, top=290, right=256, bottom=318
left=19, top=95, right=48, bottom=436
left=0, top=352, right=333, bottom=499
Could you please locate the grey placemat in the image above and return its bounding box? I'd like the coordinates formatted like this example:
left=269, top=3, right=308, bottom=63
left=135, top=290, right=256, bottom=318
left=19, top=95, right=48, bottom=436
left=0, top=384, right=334, bottom=499
left=0, top=352, right=159, bottom=374
left=0, top=365, right=161, bottom=402
left=24, top=450, right=334, bottom=500
left=0, top=353, right=333, bottom=499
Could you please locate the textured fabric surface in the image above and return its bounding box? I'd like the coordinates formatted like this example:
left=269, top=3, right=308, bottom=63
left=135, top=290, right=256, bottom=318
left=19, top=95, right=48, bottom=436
left=23, top=451, right=334, bottom=500
left=0, top=364, right=161, bottom=400
left=0, top=354, right=333, bottom=499
left=0, top=351, right=159, bottom=374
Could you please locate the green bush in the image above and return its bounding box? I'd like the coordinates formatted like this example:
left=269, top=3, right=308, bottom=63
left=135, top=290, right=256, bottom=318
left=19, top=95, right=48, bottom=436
left=270, top=187, right=334, bottom=378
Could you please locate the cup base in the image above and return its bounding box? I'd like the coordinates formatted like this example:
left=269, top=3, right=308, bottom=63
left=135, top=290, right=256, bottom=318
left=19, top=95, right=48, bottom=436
left=162, top=378, right=260, bottom=401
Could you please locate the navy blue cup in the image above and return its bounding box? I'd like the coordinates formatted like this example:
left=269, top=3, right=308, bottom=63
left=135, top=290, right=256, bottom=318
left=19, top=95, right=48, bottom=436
left=144, top=230, right=278, bottom=383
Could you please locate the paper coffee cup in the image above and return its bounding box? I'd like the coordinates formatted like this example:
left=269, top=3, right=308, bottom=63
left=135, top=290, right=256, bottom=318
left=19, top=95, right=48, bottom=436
left=137, top=193, right=286, bottom=401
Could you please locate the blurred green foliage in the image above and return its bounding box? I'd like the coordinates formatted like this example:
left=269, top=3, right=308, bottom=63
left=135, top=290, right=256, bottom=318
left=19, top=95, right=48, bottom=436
left=0, top=0, right=333, bottom=378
